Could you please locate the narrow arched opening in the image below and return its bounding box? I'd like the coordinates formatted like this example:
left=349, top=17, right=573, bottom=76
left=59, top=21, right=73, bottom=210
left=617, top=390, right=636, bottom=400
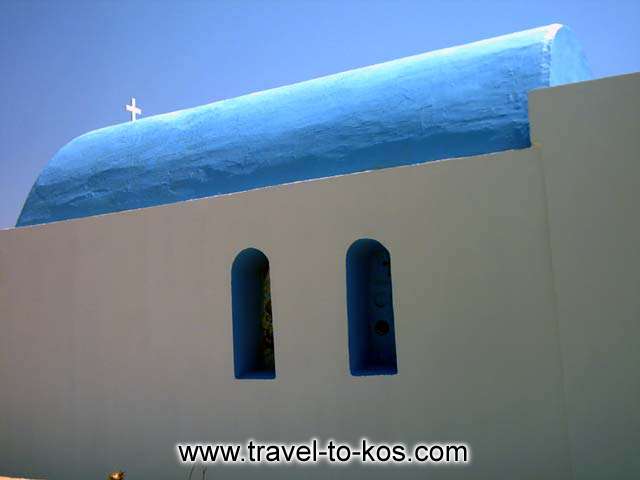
left=231, top=248, right=275, bottom=379
left=346, top=239, right=398, bottom=376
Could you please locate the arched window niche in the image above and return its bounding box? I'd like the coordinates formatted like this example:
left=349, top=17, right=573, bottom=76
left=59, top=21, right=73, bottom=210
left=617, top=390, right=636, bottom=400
left=231, top=248, right=275, bottom=379
left=346, top=239, right=398, bottom=376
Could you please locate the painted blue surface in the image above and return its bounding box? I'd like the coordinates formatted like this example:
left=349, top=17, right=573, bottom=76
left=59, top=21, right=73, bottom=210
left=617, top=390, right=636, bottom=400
left=346, top=239, right=398, bottom=376
left=17, top=24, right=590, bottom=227
left=231, top=248, right=275, bottom=380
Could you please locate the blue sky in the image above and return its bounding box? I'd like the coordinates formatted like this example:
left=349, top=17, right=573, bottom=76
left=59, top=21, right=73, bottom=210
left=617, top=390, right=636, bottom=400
left=1, top=0, right=639, bottom=229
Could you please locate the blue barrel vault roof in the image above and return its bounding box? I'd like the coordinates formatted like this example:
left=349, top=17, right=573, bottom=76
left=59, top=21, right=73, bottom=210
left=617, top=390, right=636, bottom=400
left=17, top=24, right=591, bottom=227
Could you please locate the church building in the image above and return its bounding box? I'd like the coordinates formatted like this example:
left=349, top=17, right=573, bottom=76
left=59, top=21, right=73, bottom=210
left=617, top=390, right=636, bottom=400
left=1, top=24, right=638, bottom=479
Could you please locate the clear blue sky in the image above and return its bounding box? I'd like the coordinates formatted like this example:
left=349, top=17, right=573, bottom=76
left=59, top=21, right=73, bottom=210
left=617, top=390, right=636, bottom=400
left=1, top=0, right=639, bottom=229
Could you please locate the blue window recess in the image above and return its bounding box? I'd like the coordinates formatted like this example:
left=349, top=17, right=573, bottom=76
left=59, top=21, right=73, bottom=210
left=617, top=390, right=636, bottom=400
left=346, top=239, right=398, bottom=376
left=231, top=248, right=276, bottom=379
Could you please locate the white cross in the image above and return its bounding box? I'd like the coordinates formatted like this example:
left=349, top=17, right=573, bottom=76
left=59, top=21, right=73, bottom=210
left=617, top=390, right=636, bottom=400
left=125, top=97, right=142, bottom=122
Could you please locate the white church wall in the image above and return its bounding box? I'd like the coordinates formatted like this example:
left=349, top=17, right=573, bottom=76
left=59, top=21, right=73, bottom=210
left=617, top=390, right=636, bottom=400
left=0, top=73, right=638, bottom=479
left=530, top=72, right=640, bottom=480
left=0, top=148, right=570, bottom=479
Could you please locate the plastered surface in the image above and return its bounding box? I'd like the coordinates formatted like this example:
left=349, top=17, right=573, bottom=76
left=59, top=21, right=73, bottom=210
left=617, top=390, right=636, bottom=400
left=17, top=24, right=590, bottom=227
left=530, top=73, right=640, bottom=480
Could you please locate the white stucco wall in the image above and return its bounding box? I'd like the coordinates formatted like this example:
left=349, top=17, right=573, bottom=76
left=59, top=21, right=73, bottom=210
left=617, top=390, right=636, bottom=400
left=530, top=73, right=640, bottom=480
left=0, top=73, right=638, bottom=479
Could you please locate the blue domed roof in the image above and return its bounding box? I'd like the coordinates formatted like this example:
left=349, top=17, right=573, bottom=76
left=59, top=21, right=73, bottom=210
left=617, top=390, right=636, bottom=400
left=17, top=24, right=590, bottom=227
